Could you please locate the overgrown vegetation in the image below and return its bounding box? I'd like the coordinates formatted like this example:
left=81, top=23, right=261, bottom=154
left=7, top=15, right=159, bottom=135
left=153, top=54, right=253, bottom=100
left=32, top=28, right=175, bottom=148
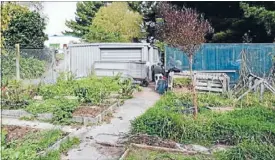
left=131, top=92, right=275, bottom=146
left=215, top=141, right=275, bottom=160
left=125, top=148, right=212, bottom=160
left=38, top=74, right=131, bottom=104
left=2, top=73, right=139, bottom=124
left=1, top=80, right=37, bottom=109
left=25, top=99, right=79, bottom=125
left=1, top=128, right=80, bottom=160
left=1, top=129, right=63, bottom=160
left=173, top=77, right=191, bottom=88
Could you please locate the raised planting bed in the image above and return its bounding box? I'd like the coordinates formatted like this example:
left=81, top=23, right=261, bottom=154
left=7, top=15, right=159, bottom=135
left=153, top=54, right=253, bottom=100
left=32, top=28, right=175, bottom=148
left=1, top=99, right=119, bottom=126
left=72, top=102, right=119, bottom=125
left=2, top=125, right=39, bottom=142
left=120, top=143, right=212, bottom=160
left=1, top=126, right=67, bottom=160
left=1, top=124, right=80, bottom=160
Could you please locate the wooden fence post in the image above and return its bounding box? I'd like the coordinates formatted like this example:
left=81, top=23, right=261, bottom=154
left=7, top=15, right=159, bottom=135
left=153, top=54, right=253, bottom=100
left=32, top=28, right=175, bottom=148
left=15, top=44, right=20, bottom=80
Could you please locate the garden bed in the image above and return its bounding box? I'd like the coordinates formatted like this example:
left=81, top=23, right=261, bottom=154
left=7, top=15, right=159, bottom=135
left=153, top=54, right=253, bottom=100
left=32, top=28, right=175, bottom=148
left=1, top=101, right=119, bottom=126
left=1, top=124, right=80, bottom=160
left=72, top=102, right=118, bottom=125
left=2, top=125, right=39, bottom=142
left=73, top=106, right=103, bottom=117
left=1, top=74, right=139, bottom=125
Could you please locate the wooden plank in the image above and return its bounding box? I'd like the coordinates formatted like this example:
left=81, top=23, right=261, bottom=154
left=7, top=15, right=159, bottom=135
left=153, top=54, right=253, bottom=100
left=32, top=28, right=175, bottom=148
left=196, top=82, right=223, bottom=88
left=171, top=71, right=230, bottom=93
left=195, top=86, right=223, bottom=92
left=119, top=148, right=130, bottom=160
left=237, top=79, right=264, bottom=101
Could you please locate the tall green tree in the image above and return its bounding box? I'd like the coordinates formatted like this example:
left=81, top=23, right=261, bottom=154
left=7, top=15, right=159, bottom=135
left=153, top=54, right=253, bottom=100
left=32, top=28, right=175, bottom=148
left=128, top=1, right=158, bottom=43
left=1, top=2, right=28, bottom=50
left=83, top=26, right=122, bottom=43
left=171, top=1, right=275, bottom=43
left=240, top=2, right=275, bottom=40
left=3, top=11, right=48, bottom=48
left=85, top=2, right=144, bottom=42
left=63, top=1, right=104, bottom=37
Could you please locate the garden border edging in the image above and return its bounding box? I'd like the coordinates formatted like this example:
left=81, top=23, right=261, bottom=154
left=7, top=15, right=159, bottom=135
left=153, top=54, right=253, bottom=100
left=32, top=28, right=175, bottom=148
left=72, top=102, right=119, bottom=125
left=1, top=102, right=119, bottom=125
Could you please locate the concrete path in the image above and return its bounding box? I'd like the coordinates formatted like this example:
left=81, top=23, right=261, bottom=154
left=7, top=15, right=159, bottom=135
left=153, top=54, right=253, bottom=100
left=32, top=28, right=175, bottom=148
left=1, top=118, right=79, bottom=133
left=65, top=87, right=160, bottom=160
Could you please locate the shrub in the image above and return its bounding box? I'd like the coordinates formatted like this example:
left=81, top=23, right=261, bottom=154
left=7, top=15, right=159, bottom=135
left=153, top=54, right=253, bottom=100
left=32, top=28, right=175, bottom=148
left=1, top=80, right=36, bottom=109
left=1, top=52, right=46, bottom=81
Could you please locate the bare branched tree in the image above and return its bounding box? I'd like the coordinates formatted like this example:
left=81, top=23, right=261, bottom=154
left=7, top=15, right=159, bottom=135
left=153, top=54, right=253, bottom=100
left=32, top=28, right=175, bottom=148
left=156, top=2, right=213, bottom=118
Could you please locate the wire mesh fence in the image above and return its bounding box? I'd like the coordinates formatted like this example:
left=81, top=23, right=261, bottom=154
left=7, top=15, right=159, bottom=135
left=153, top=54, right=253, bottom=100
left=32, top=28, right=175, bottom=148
left=1, top=46, right=58, bottom=85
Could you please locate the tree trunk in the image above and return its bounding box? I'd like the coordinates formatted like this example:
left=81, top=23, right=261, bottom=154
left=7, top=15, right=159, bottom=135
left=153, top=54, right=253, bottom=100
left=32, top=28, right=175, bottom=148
left=189, top=55, right=198, bottom=119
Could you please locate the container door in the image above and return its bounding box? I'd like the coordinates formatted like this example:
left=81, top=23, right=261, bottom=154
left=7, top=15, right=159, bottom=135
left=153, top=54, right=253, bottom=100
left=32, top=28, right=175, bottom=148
left=100, top=48, right=142, bottom=61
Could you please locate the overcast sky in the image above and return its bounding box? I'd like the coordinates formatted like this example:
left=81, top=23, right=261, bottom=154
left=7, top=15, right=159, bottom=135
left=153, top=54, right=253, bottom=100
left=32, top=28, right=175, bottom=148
left=43, top=2, right=77, bottom=36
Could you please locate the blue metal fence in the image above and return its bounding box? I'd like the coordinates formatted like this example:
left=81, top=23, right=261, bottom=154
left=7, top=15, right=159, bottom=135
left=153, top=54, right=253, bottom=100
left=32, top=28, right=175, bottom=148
left=165, top=43, right=275, bottom=83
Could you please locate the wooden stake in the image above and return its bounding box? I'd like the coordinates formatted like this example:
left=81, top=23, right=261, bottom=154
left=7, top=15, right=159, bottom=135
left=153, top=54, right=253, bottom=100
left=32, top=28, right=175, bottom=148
left=15, top=44, right=20, bottom=80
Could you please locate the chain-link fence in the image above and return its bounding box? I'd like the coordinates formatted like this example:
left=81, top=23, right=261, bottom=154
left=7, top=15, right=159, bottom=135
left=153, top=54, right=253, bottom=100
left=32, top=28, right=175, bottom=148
left=1, top=46, right=59, bottom=85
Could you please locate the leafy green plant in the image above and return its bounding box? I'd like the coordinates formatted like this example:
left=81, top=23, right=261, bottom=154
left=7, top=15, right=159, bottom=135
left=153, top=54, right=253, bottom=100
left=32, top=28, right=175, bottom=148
left=1, top=80, right=35, bottom=109
left=52, top=99, right=79, bottom=125
left=118, top=78, right=136, bottom=99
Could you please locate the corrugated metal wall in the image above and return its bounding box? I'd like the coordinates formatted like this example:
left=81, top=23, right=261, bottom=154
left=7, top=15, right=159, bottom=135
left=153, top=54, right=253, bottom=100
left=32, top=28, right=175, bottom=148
left=68, top=43, right=157, bottom=78
left=165, top=43, right=275, bottom=83
left=100, top=48, right=142, bottom=61
left=70, top=45, right=100, bottom=78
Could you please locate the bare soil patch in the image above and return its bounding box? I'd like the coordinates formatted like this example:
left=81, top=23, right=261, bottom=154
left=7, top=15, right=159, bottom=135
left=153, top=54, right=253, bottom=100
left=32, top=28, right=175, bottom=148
left=2, top=125, right=39, bottom=142
left=72, top=106, right=104, bottom=117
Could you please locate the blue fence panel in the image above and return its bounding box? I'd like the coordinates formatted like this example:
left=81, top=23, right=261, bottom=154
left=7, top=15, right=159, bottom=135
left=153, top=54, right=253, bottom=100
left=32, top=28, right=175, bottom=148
left=165, top=43, right=275, bottom=83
